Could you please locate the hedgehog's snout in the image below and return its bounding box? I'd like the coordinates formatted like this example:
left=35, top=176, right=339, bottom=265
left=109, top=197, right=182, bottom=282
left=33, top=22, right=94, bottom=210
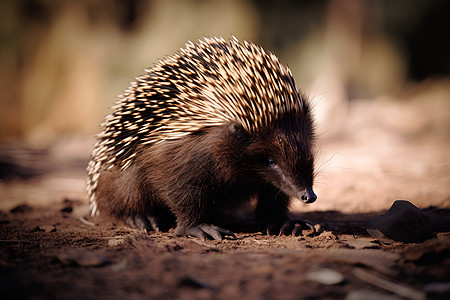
left=300, top=189, right=317, bottom=204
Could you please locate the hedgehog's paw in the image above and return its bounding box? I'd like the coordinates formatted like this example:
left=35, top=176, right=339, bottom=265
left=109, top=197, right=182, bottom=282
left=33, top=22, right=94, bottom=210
left=266, top=220, right=316, bottom=237
left=175, top=224, right=236, bottom=241
left=126, top=215, right=160, bottom=232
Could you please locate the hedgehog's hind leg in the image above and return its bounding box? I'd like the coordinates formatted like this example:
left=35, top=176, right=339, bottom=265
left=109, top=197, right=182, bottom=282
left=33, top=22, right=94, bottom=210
left=126, top=215, right=160, bottom=232
left=174, top=224, right=236, bottom=241
left=95, top=163, right=176, bottom=232
left=125, top=203, right=176, bottom=232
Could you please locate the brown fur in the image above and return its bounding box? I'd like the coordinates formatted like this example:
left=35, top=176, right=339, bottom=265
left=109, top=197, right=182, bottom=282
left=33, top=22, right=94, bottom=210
left=94, top=109, right=316, bottom=236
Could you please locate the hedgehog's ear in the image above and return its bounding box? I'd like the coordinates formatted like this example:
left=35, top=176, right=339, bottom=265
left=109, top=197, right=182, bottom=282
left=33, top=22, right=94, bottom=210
left=228, top=122, right=249, bottom=143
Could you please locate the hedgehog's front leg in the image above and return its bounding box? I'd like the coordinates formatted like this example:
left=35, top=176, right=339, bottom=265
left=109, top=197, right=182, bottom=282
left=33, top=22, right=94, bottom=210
left=256, top=189, right=316, bottom=236
left=277, top=220, right=316, bottom=236
left=255, top=186, right=293, bottom=235
left=171, top=192, right=236, bottom=241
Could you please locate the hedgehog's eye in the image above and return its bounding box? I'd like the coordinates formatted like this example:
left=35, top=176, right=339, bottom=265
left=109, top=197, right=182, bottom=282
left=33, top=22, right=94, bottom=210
left=267, top=158, right=277, bottom=166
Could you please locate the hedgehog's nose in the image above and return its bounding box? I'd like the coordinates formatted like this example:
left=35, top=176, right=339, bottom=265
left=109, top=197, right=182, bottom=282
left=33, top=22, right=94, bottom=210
left=300, top=189, right=317, bottom=204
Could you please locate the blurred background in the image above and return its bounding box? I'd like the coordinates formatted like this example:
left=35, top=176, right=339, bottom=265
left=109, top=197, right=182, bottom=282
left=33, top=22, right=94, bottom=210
left=0, top=0, right=449, bottom=212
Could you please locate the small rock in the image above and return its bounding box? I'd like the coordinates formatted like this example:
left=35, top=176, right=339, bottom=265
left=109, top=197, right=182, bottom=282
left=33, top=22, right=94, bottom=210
left=61, top=207, right=73, bottom=213
left=31, top=226, right=45, bottom=232
left=367, top=200, right=442, bottom=243
left=32, top=225, right=57, bottom=233
left=10, top=204, right=33, bottom=214
left=39, top=225, right=56, bottom=233
left=108, top=238, right=125, bottom=247
left=179, top=276, right=212, bottom=289
left=345, top=239, right=379, bottom=249
left=306, top=268, right=345, bottom=285
left=316, top=231, right=337, bottom=240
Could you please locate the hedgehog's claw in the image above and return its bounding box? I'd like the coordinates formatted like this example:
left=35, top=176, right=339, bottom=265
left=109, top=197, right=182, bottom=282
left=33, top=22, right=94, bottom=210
left=267, top=220, right=316, bottom=237
left=126, top=215, right=160, bottom=232
left=147, top=216, right=160, bottom=232
left=279, top=221, right=294, bottom=236
left=176, top=224, right=236, bottom=241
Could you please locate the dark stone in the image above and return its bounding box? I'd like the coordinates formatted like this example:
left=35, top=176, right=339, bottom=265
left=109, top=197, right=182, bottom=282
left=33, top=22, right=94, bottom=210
left=367, top=200, right=443, bottom=243
left=10, top=204, right=33, bottom=214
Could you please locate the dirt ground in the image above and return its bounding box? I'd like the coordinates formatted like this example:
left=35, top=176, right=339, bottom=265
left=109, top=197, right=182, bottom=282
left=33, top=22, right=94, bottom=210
left=1, top=195, right=449, bottom=300
left=1, top=90, right=450, bottom=299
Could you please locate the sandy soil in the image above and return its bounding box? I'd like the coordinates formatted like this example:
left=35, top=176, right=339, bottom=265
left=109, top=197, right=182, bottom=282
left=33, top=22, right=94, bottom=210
left=1, top=197, right=449, bottom=300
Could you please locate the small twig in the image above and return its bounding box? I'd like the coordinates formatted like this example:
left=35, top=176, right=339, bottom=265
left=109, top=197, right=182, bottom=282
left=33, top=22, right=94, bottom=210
left=78, top=216, right=95, bottom=226
left=353, top=268, right=425, bottom=300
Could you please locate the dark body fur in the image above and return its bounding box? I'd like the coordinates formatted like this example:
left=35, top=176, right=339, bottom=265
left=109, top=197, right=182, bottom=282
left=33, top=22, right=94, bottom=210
left=95, top=113, right=315, bottom=237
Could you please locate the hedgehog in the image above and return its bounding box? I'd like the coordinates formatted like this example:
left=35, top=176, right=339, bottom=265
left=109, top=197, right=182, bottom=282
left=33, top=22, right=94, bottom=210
left=86, top=36, right=317, bottom=241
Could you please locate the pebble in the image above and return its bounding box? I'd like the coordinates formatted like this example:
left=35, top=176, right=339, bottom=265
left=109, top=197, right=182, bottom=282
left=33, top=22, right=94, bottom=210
left=306, top=268, right=345, bottom=285
left=10, top=204, right=33, bottom=214
left=178, top=276, right=212, bottom=289
left=108, top=237, right=125, bottom=247
left=344, top=239, right=379, bottom=249
left=39, top=225, right=56, bottom=233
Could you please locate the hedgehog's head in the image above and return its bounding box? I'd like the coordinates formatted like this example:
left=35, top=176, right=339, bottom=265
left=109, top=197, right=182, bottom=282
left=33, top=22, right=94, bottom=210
left=226, top=105, right=317, bottom=204
left=260, top=114, right=316, bottom=204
